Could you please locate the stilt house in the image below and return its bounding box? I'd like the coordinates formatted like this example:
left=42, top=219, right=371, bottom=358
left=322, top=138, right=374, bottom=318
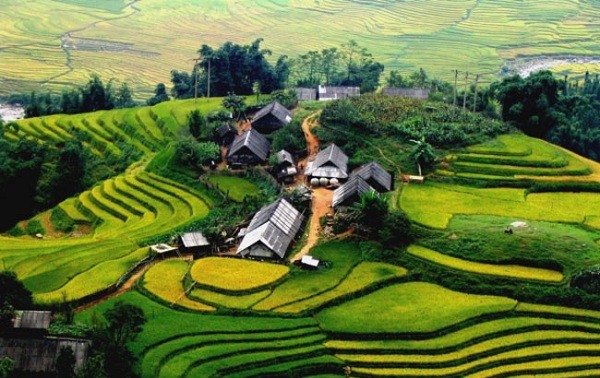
left=305, top=144, right=349, bottom=183
left=332, top=176, right=376, bottom=208
left=251, top=101, right=292, bottom=133
left=227, top=129, right=270, bottom=168
left=350, top=162, right=393, bottom=193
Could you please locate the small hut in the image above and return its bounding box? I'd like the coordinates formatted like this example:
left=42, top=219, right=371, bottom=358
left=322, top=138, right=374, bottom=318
left=227, top=129, right=271, bottom=168
left=180, top=231, right=210, bottom=258
left=215, top=123, right=237, bottom=147
left=273, top=149, right=297, bottom=183
left=350, top=162, right=393, bottom=193
left=295, top=87, right=317, bottom=101
left=251, top=101, right=292, bottom=134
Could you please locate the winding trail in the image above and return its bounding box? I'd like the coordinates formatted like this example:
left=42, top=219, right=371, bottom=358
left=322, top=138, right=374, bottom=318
left=44, top=0, right=142, bottom=84
left=291, top=111, right=333, bottom=262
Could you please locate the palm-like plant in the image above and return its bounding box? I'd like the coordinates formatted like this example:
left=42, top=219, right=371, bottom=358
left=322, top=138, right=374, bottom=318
left=409, top=136, right=435, bottom=176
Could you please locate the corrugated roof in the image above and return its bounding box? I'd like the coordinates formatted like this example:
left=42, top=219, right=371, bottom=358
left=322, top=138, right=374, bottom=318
left=228, top=128, right=270, bottom=161
left=332, top=176, right=375, bottom=208
left=350, top=162, right=392, bottom=192
left=181, top=232, right=209, bottom=247
left=14, top=311, right=51, bottom=330
left=238, top=198, right=304, bottom=258
left=306, top=144, right=348, bottom=179
left=251, top=101, right=292, bottom=126
left=216, top=123, right=236, bottom=138
left=276, top=149, right=295, bottom=165
left=318, top=85, right=360, bottom=100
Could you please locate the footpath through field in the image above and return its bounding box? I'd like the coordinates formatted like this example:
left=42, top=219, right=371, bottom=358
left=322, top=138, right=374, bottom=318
left=291, top=111, right=333, bottom=262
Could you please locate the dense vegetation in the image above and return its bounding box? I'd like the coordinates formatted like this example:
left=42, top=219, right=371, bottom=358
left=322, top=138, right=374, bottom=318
left=490, top=70, right=600, bottom=161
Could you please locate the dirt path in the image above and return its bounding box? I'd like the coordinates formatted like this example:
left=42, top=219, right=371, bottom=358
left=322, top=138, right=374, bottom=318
left=291, top=187, right=333, bottom=262
left=291, top=110, right=333, bottom=262
left=74, top=259, right=153, bottom=313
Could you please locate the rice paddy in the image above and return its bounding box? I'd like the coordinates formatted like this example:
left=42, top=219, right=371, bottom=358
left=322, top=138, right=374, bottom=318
left=3, top=1, right=600, bottom=97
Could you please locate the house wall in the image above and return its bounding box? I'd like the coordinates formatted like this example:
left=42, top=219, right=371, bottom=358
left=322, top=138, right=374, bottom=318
left=245, top=244, right=276, bottom=259
left=0, top=337, right=90, bottom=373
left=229, top=147, right=264, bottom=166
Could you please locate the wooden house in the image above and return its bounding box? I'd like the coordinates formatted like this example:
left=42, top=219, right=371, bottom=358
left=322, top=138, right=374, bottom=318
left=227, top=129, right=270, bottom=168
left=350, top=161, right=393, bottom=193
left=318, top=85, right=360, bottom=101
left=237, top=198, right=304, bottom=260
left=305, top=143, right=349, bottom=183
left=251, top=101, right=292, bottom=134
left=382, top=88, right=430, bottom=100
left=180, top=231, right=210, bottom=258
left=215, top=123, right=237, bottom=147
left=273, top=149, right=297, bottom=183
left=1, top=311, right=90, bottom=374
left=332, top=176, right=376, bottom=208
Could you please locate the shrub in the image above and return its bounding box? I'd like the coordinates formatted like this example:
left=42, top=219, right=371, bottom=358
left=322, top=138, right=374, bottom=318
left=50, top=207, right=75, bottom=233
left=25, top=219, right=44, bottom=236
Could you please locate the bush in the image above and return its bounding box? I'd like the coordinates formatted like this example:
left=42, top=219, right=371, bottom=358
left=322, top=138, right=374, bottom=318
left=50, top=207, right=75, bottom=233
left=378, top=210, right=413, bottom=248
left=25, top=219, right=44, bottom=236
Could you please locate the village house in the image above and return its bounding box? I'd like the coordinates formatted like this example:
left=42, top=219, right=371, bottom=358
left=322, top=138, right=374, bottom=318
left=317, top=85, right=360, bottom=101
left=251, top=101, right=292, bottom=134
left=179, top=231, right=211, bottom=258
left=332, top=175, right=376, bottom=208
left=350, top=161, right=393, bottom=193
left=272, top=149, right=297, bottom=183
left=0, top=311, right=90, bottom=374
left=214, top=123, right=237, bottom=147
left=237, top=198, right=304, bottom=260
left=227, top=128, right=271, bottom=168
left=305, top=143, right=349, bottom=185
left=382, top=88, right=430, bottom=100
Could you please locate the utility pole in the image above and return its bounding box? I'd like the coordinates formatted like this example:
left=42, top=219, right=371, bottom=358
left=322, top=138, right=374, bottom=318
left=453, top=69, right=458, bottom=108
left=462, top=72, right=469, bottom=111
left=192, top=58, right=201, bottom=102
left=472, top=74, right=480, bottom=112
left=207, top=57, right=211, bottom=99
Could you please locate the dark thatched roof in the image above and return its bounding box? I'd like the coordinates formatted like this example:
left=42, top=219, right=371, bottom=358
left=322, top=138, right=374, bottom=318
left=237, top=198, right=304, bottom=258
left=350, top=162, right=392, bottom=192
left=251, top=101, right=292, bottom=126
left=228, top=128, right=270, bottom=161
left=306, top=143, right=348, bottom=179
left=332, top=176, right=375, bottom=208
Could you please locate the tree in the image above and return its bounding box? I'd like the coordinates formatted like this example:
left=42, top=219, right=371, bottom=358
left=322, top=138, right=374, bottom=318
left=56, top=346, right=76, bottom=378
left=378, top=211, right=413, bottom=247
left=349, top=192, right=388, bottom=238
left=0, top=271, right=32, bottom=329
left=146, top=83, right=170, bottom=106
left=386, top=70, right=409, bottom=88
left=113, top=82, right=135, bottom=108
left=187, top=110, right=206, bottom=140
left=222, top=92, right=246, bottom=120
left=81, top=76, right=113, bottom=113
left=0, top=357, right=13, bottom=378
left=409, top=137, right=436, bottom=176
left=197, top=142, right=220, bottom=166
left=170, top=70, right=193, bottom=99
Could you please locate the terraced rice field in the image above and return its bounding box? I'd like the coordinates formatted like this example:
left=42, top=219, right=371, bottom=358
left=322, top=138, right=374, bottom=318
left=3, top=1, right=600, bottom=96
left=206, top=174, right=261, bottom=202
left=0, top=169, right=211, bottom=303
left=5, top=98, right=225, bottom=157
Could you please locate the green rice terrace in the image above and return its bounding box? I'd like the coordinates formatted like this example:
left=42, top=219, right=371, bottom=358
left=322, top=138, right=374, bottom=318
left=2, top=0, right=600, bottom=96
left=1, top=94, right=600, bottom=377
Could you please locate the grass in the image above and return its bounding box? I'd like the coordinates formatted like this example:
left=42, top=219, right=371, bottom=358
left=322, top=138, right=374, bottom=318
left=188, top=288, right=271, bottom=310
left=407, top=245, right=564, bottom=282
left=142, top=259, right=215, bottom=312
left=316, top=282, right=517, bottom=334
left=206, top=174, right=261, bottom=202
left=190, top=257, right=290, bottom=292
left=417, top=215, right=600, bottom=276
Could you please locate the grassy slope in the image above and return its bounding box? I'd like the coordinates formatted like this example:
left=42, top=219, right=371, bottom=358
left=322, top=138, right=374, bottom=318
left=3, top=1, right=600, bottom=96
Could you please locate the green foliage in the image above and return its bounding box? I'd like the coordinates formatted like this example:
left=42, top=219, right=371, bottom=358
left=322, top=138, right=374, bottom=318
left=146, top=83, right=170, bottom=106
left=0, top=357, right=13, bottom=378
left=409, top=136, right=436, bottom=175
left=222, top=92, right=247, bottom=120
left=50, top=207, right=76, bottom=233
left=187, top=109, right=205, bottom=140
left=0, top=271, right=33, bottom=311
left=25, top=219, right=44, bottom=236
left=271, top=118, right=306, bottom=157
left=571, top=266, right=600, bottom=294
left=270, top=89, right=298, bottom=108
left=196, top=142, right=220, bottom=165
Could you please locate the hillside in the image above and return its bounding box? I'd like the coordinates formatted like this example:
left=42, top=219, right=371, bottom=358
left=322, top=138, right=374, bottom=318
left=2, top=0, right=600, bottom=96
left=1, top=95, right=600, bottom=377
